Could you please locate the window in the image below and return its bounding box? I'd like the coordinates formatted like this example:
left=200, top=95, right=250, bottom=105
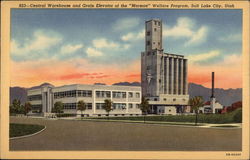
left=169, top=109, right=171, bottom=112
left=129, top=103, right=133, bottom=109
left=154, top=28, right=156, bottom=31
left=173, top=98, right=176, bottom=101
left=96, top=103, right=104, bottom=110
left=86, top=90, right=92, bottom=97
left=78, top=90, right=92, bottom=97
left=113, top=103, right=126, bottom=110
left=63, top=103, right=77, bottom=110
left=54, top=90, right=84, bottom=99
left=122, top=92, right=126, bottom=98
left=164, top=98, right=166, bottom=101
left=147, top=41, right=150, bottom=46
left=158, top=22, right=161, bottom=26
left=135, top=92, right=140, bottom=98
left=112, top=92, right=126, bottom=98
left=28, top=94, right=42, bottom=101
left=136, top=104, right=140, bottom=109
left=147, top=31, right=150, bottom=36
left=86, top=103, right=92, bottom=109
left=147, top=52, right=150, bottom=56
left=128, top=92, right=133, bottom=98
left=154, top=21, right=157, bottom=25
left=77, top=90, right=82, bottom=97
left=96, top=91, right=111, bottom=98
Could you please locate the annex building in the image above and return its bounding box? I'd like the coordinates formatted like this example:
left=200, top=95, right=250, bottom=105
left=141, top=19, right=189, bottom=115
left=28, top=84, right=141, bottom=116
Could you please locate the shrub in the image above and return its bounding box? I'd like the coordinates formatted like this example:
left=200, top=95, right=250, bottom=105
left=231, top=108, right=242, bottom=123
left=56, top=113, right=76, bottom=117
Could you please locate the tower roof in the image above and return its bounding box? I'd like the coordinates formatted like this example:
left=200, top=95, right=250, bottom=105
left=146, top=19, right=162, bottom=23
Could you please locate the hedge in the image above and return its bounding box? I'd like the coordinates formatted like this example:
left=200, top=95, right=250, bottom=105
left=56, top=113, right=77, bottom=117
left=92, top=108, right=242, bottom=124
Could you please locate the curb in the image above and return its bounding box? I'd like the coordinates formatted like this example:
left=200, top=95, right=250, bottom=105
left=10, top=126, right=46, bottom=140
left=77, top=119, right=242, bottom=129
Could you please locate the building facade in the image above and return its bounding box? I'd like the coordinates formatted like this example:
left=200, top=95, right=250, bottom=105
left=141, top=19, right=189, bottom=114
left=27, top=84, right=142, bottom=116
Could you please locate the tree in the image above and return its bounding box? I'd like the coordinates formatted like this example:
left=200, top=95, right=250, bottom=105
left=52, top=101, right=64, bottom=116
left=139, top=97, right=150, bottom=123
left=24, top=102, right=32, bottom=116
left=189, top=96, right=204, bottom=126
left=231, top=101, right=242, bottom=111
left=10, top=99, right=23, bottom=114
left=103, top=99, right=113, bottom=120
left=77, top=100, right=86, bottom=118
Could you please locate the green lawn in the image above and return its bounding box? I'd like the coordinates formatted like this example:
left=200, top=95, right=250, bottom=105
left=10, top=123, right=45, bottom=138
left=89, top=108, right=242, bottom=124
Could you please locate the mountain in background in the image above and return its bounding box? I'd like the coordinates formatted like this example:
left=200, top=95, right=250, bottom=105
left=10, top=87, right=27, bottom=105
left=188, top=83, right=242, bottom=106
left=94, top=83, right=106, bottom=85
left=10, top=83, right=53, bottom=105
left=10, top=82, right=242, bottom=106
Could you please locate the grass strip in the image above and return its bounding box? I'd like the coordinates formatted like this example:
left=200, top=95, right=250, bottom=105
left=10, top=123, right=45, bottom=138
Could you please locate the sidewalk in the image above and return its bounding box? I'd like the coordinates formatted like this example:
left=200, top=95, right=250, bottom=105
left=71, top=118, right=242, bottom=129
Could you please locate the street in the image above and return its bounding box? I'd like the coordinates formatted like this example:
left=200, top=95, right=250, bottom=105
left=10, top=117, right=242, bottom=151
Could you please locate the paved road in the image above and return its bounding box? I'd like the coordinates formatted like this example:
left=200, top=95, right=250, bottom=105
left=10, top=117, right=242, bottom=151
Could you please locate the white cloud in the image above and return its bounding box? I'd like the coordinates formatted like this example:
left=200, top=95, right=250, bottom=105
left=121, top=29, right=144, bottom=41
left=10, top=40, right=20, bottom=55
left=86, top=47, right=103, bottom=57
left=221, top=53, right=241, bottom=65
left=89, top=38, right=130, bottom=56
left=60, top=44, right=83, bottom=55
left=113, top=17, right=140, bottom=31
left=120, top=17, right=208, bottom=46
left=11, top=30, right=62, bottom=56
left=163, top=17, right=208, bottom=46
left=185, top=26, right=208, bottom=46
left=188, top=50, right=221, bottom=63
left=93, top=38, right=119, bottom=49
left=163, top=17, right=194, bottom=38
left=218, top=33, right=242, bottom=42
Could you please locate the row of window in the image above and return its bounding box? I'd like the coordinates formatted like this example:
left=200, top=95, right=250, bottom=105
left=63, top=103, right=92, bottom=110
left=29, top=90, right=140, bottom=100
left=96, top=103, right=140, bottom=110
left=96, top=91, right=140, bottom=99
left=154, top=21, right=161, bottom=26
left=146, top=40, right=161, bottom=46
left=96, top=91, right=110, bottom=98
left=31, top=104, right=42, bottom=109
left=28, top=94, right=42, bottom=101
left=54, top=90, right=92, bottom=99
left=112, top=91, right=126, bottom=98
left=31, top=103, right=140, bottom=110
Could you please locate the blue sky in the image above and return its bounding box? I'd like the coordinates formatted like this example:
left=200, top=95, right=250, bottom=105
left=10, top=9, right=243, bottom=88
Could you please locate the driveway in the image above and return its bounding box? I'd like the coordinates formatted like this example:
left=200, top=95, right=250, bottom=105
left=10, top=117, right=242, bottom=151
